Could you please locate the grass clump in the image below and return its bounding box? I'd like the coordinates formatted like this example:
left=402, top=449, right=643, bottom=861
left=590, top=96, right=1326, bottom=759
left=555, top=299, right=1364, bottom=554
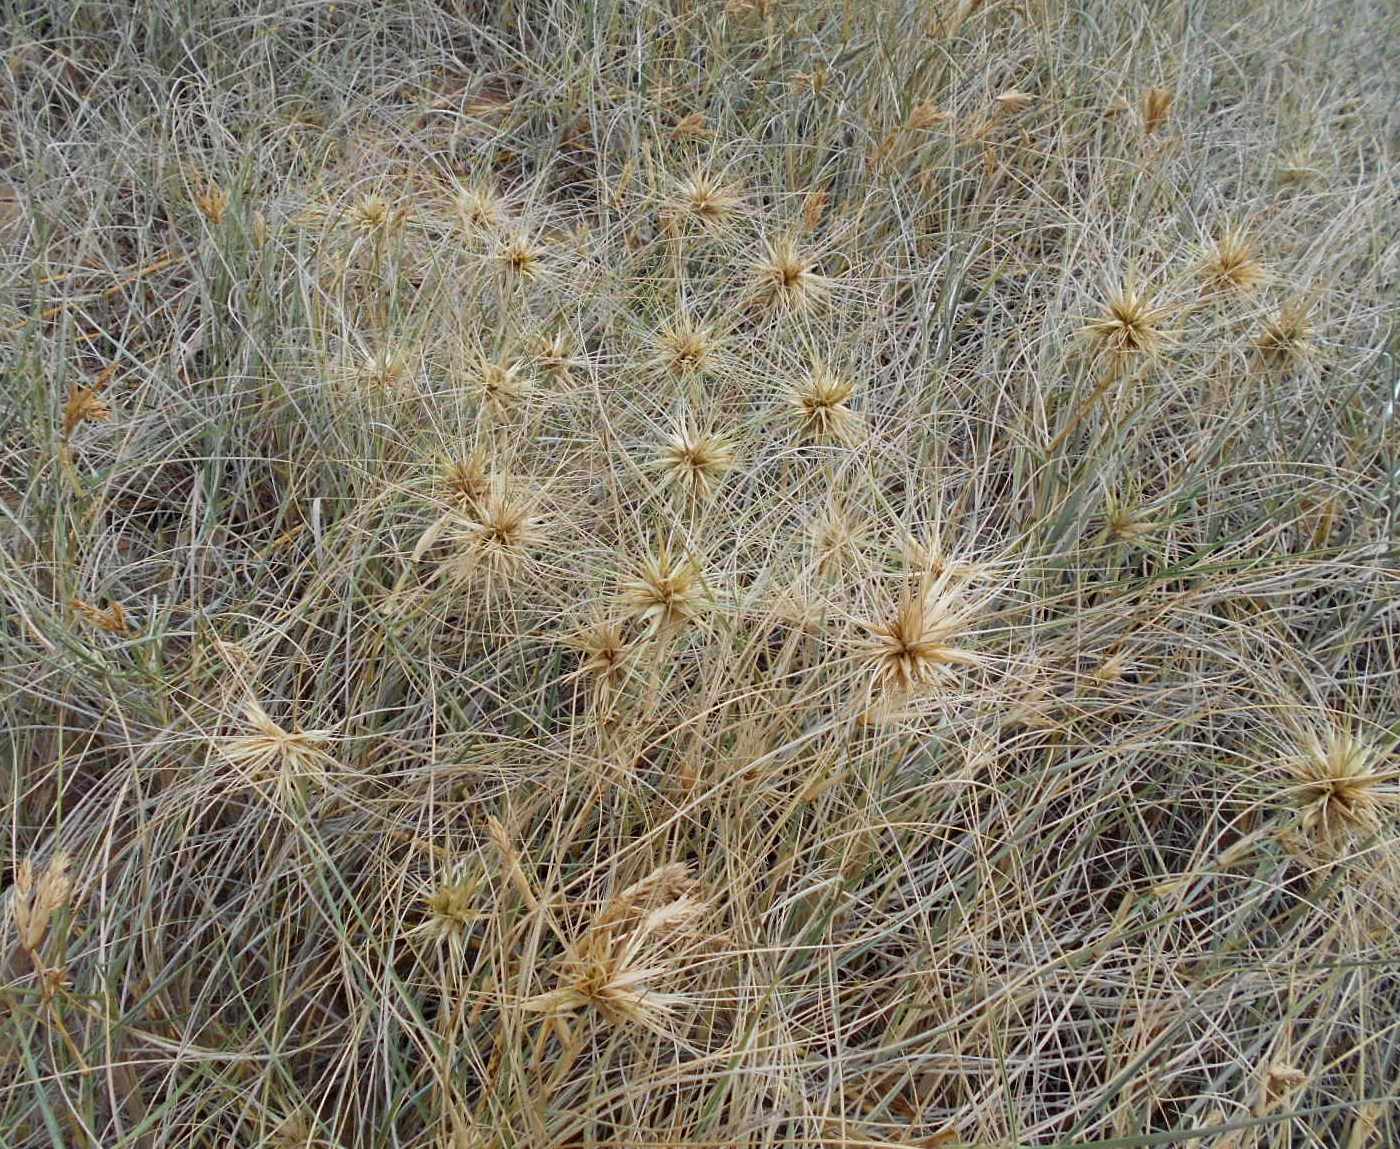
left=1, top=1, right=1398, bottom=1147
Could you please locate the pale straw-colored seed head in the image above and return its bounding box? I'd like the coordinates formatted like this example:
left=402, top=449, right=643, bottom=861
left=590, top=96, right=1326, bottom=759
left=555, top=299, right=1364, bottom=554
left=534, top=330, right=581, bottom=382
left=442, top=485, right=543, bottom=585
left=419, top=869, right=485, bottom=948
left=222, top=699, right=335, bottom=794
left=859, top=584, right=982, bottom=696
left=1282, top=725, right=1394, bottom=851
left=653, top=317, right=716, bottom=376
left=441, top=451, right=491, bottom=508
left=348, top=193, right=398, bottom=236
left=472, top=355, right=528, bottom=415
left=753, top=237, right=830, bottom=314
left=360, top=345, right=409, bottom=389
left=671, top=170, right=741, bottom=228
left=496, top=232, right=546, bottom=280
left=455, top=182, right=506, bottom=232
left=1255, top=300, right=1313, bottom=364
left=653, top=418, right=735, bottom=501
left=619, top=543, right=707, bottom=634
left=569, top=618, right=632, bottom=709
left=1200, top=226, right=1264, bottom=293
left=787, top=363, right=862, bottom=444
left=993, top=88, right=1035, bottom=115
left=1081, top=281, right=1170, bottom=368
left=809, top=499, right=866, bottom=577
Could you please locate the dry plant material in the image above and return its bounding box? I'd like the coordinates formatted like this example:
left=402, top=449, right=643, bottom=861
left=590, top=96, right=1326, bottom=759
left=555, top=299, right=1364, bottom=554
left=752, top=236, right=830, bottom=313
left=653, top=417, right=735, bottom=501
left=620, top=543, right=707, bottom=634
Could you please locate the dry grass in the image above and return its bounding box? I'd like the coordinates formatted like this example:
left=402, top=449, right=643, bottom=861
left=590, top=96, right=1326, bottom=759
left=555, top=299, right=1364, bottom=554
left=2, top=1, right=1399, bottom=1146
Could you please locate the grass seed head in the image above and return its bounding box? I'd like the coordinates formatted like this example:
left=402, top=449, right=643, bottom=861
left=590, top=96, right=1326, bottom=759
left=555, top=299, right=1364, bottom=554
left=1283, top=726, right=1394, bottom=851
left=859, top=586, right=981, bottom=695
left=1081, top=280, right=1170, bottom=368
left=571, top=618, right=632, bottom=708
left=1141, top=86, right=1173, bottom=135
left=994, top=88, right=1035, bottom=115
left=348, top=193, right=400, bottom=236
left=441, top=452, right=491, bottom=508
left=1200, top=226, right=1264, bottom=293
left=420, top=870, right=485, bottom=948
left=1255, top=299, right=1313, bottom=364
left=787, top=363, right=861, bottom=443
left=496, top=232, right=546, bottom=281
left=654, top=418, right=735, bottom=501
left=753, top=236, right=830, bottom=314
left=72, top=598, right=132, bottom=635
left=456, top=182, right=507, bottom=232
left=671, top=169, right=741, bottom=228
left=653, top=316, right=716, bottom=376
left=473, top=355, right=528, bottom=415
left=620, top=543, right=707, bottom=634
left=11, top=852, right=73, bottom=952
left=443, top=485, right=543, bottom=585
left=223, top=699, right=334, bottom=794
left=62, top=384, right=111, bottom=436
left=194, top=181, right=229, bottom=224
left=534, top=330, right=580, bottom=382
left=360, top=345, right=410, bottom=390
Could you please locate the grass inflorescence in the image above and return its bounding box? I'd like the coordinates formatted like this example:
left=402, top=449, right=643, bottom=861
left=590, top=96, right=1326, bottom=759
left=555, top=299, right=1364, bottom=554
left=1, top=2, right=1398, bottom=1147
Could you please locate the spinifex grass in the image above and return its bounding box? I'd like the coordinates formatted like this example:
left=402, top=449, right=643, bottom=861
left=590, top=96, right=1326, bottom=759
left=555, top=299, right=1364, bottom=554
left=1, top=2, right=1397, bottom=1147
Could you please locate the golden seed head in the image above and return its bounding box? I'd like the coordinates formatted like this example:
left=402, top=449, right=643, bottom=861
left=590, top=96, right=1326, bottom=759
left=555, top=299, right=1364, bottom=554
left=520, top=864, right=707, bottom=1028
left=670, top=112, right=712, bottom=141
left=348, top=193, right=397, bottom=234
left=11, top=852, right=73, bottom=952
left=72, top=598, right=132, bottom=635
left=1283, top=726, right=1393, bottom=850
left=671, top=170, right=741, bottom=227
left=473, top=356, right=528, bottom=414
left=654, top=418, right=735, bottom=501
left=194, top=181, right=229, bottom=224
left=443, top=486, right=543, bottom=585
left=496, top=232, right=546, bottom=280
left=441, top=452, right=491, bottom=507
left=907, top=101, right=950, bottom=131
left=1255, top=300, right=1313, bottom=363
left=456, top=183, right=506, bottom=231
left=619, top=544, right=706, bottom=634
left=62, top=384, right=112, bottom=437
left=1081, top=282, right=1170, bottom=365
left=1141, top=86, right=1173, bottom=135
left=787, top=363, right=861, bottom=443
left=860, top=586, right=981, bottom=695
left=753, top=237, right=829, bottom=313
left=802, top=187, right=830, bottom=232
left=422, top=872, right=484, bottom=946
left=1200, top=226, right=1264, bottom=293
left=654, top=318, right=715, bottom=376
left=570, top=619, right=632, bottom=710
